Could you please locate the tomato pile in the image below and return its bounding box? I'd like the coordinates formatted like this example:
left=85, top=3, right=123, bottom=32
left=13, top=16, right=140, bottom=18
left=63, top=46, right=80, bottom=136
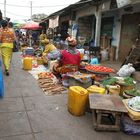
left=85, top=65, right=114, bottom=73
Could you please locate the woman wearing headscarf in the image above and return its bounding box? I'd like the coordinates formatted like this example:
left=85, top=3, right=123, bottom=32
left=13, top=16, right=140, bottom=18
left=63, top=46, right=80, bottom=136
left=0, top=20, right=15, bottom=76
left=42, top=38, right=57, bottom=64
left=53, top=36, right=81, bottom=75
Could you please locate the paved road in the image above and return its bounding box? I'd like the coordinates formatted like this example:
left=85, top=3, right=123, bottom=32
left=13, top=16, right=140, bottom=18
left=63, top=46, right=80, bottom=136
left=0, top=53, right=139, bottom=140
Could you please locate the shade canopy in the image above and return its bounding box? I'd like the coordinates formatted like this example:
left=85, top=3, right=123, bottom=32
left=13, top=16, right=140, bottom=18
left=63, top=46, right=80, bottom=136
left=21, top=21, right=42, bottom=30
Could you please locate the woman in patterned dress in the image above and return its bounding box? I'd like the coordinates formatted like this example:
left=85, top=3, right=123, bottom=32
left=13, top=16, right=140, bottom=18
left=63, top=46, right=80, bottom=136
left=0, top=20, right=15, bottom=76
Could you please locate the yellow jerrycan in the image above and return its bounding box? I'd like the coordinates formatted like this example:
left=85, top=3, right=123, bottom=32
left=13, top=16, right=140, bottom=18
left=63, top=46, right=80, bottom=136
left=68, top=86, right=88, bottom=116
left=23, top=57, right=33, bottom=70
left=87, top=85, right=106, bottom=94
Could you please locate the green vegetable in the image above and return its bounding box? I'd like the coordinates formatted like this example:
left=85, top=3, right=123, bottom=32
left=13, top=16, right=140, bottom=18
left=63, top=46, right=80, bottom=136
left=123, top=77, right=135, bottom=86
left=125, top=89, right=140, bottom=96
left=102, top=77, right=117, bottom=87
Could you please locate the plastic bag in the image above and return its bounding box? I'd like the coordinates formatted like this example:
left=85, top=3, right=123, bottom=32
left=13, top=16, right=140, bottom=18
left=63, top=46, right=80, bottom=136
left=117, top=63, right=135, bottom=77
left=121, top=115, right=140, bottom=135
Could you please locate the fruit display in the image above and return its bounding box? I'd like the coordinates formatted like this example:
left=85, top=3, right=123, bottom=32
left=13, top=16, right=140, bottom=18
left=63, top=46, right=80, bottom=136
left=85, top=65, right=115, bottom=74
left=38, top=72, right=54, bottom=79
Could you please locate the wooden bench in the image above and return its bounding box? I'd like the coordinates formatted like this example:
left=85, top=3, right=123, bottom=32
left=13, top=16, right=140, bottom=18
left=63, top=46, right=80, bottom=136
left=89, top=94, right=127, bottom=131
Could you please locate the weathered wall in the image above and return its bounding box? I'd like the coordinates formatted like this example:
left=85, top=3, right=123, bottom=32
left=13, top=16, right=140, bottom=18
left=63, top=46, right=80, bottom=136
left=119, top=12, right=140, bottom=61
left=76, top=5, right=96, bottom=20
left=78, top=16, right=93, bottom=39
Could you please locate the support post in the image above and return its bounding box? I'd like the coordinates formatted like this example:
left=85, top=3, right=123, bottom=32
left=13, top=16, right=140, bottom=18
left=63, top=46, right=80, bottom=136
left=4, top=0, right=6, bottom=18
left=94, top=11, right=102, bottom=47
left=30, top=1, right=32, bottom=20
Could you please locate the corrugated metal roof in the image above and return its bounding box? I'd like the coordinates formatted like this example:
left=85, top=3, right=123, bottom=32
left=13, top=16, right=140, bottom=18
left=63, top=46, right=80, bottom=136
left=42, top=0, right=97, bottom=20
left=43, top=0, right=140, bottom=20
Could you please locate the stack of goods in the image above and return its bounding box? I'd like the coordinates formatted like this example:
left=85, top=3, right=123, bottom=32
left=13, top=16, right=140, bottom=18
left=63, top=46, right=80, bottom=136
left=38, top=72, right=66, bottom=95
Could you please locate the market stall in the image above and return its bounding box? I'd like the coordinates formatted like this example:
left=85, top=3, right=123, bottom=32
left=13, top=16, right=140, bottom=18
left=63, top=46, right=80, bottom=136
left=20, top=36, right=140, bottom=135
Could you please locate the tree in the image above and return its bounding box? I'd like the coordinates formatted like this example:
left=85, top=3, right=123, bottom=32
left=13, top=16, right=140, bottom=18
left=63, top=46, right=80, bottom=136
left=0, top=10, right=3, bottom=21
left=32, top=13, right=47, bottom=22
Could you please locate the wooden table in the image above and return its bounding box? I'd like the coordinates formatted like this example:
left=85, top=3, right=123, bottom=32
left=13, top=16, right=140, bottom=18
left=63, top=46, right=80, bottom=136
left=89, top=94, right=128, bottom=131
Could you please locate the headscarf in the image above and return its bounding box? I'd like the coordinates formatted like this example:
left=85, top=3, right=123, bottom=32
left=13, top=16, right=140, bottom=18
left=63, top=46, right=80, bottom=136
left=66, top=36, right=77, bottom=47
left=41, top=38, right=49, bottom=44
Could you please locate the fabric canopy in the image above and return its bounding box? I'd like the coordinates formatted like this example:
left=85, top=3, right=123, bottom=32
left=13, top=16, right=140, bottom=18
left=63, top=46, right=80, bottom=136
left=21, top=21, right=42, bottom=30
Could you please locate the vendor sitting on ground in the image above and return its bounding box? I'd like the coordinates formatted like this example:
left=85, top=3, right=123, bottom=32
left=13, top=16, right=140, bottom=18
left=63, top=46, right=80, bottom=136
left=39, top=30, right=47, bottom=51
left=42, top=38, right=57, bottom=64
left=53, top=36, right=81, bottom=75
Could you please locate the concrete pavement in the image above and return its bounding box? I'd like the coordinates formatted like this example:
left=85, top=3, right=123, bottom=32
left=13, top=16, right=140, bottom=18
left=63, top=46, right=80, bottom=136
left=0, top=52, right=139, bottom=140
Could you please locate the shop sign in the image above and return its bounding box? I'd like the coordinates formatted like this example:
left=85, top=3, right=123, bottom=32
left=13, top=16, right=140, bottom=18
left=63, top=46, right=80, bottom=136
left=116, top=0, right=131, bottom=8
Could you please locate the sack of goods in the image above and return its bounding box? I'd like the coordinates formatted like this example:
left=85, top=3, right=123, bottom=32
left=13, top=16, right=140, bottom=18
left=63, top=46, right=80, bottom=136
left=117, top=63, right=135, bottom=77
left=121, top=115, right=140, bottom=136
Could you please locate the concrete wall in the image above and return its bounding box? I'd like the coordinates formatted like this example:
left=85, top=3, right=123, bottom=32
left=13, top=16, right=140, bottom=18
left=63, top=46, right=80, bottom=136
left=76, top=5, right=96, bottom=20
left=102, top=2, right=140, bottom=60
left=76, top=0, right=111, bottom=20
left=78, top=16, right=93, bottom=39
left=76, top=1, right=110, bottom=46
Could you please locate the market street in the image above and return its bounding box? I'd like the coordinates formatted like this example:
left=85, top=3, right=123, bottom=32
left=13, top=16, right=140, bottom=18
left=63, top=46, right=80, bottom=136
left=0, top=52, right=139, bottom=140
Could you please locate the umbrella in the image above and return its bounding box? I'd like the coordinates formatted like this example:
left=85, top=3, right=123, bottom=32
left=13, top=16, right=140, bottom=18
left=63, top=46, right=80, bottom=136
left=21, top=21, right=42, bottom=30
left=13, top=23, right=25, bottom=28
left=12, top=19, right=26, bottom=28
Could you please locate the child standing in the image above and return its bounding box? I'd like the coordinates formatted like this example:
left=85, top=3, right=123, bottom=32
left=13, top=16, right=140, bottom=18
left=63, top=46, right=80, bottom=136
left=90, top=53, right=99, bottom=65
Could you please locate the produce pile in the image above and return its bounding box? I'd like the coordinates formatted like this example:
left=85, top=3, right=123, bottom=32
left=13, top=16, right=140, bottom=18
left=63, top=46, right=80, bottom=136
left=38, top=72, right=66, bottom=95
left=124, top=89, right=140, bottom=97
left=85, top=65, right=115, bottom=73
left=116, top=77, right=135, bottom=86
left=102, top=77, right=136, bottom=87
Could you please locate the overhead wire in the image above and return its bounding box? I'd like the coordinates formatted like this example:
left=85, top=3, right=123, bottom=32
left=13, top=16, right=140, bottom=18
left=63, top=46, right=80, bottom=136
left=1, top=10, right=29, bottom=18
left=0, top=1, right=80, bottom=18
left=0, top=2, right=70, bottom=8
